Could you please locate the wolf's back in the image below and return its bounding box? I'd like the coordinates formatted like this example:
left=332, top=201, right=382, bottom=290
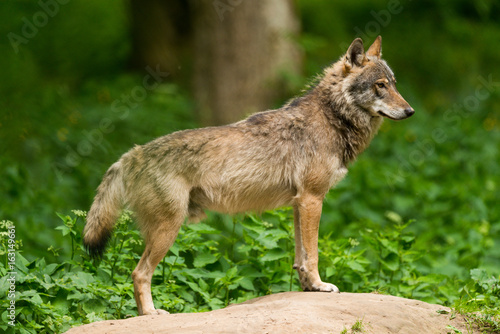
left=83, top=161, right=124, bottom=257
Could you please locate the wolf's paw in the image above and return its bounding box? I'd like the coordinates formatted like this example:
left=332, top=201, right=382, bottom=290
left=310, top=282, right=340, bottom=293
left=143, top=308, right=170, bottom=315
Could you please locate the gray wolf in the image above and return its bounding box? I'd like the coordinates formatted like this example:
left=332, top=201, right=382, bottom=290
left=83, top=36, right=414, bottom=315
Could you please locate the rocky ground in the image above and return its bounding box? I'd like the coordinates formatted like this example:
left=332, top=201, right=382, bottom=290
left=65, top=291, right=475, bottom=334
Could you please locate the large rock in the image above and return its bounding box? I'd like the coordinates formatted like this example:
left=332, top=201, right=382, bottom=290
left=65, top=292, right=473, bottom=333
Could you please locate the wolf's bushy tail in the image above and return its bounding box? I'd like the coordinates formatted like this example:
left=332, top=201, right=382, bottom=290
left=84, top=161, right=124, bottom=258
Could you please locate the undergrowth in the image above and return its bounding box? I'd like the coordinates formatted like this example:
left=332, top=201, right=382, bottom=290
left=1, top=210, right=499, bottom=333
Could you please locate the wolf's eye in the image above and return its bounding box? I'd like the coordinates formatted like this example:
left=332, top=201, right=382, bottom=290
left=376, top=82, right=386, bottom=89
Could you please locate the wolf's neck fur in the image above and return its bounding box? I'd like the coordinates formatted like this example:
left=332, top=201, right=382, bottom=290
left=310, top=84, right=383, bottom=165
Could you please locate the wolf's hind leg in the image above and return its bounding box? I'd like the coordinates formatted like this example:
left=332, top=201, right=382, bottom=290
left=293, top=192, right=340, bottom=293
left=132, top=216, right=183, bottom=315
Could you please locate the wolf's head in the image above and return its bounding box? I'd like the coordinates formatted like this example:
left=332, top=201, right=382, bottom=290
left=321, top=36, right=414, bottom=121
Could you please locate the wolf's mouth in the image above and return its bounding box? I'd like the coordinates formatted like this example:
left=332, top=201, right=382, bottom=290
left=377, top=110, right=399, bottom=121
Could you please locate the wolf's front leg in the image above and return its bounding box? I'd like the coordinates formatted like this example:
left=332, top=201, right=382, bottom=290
left=293, top=193, right=340, bottom=293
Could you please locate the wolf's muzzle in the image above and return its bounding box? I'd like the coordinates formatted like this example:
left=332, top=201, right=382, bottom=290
left=404, top=107, right=415, bottom=117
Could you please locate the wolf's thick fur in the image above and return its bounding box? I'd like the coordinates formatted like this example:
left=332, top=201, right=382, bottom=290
left=84, top=36, right=414, bottom=315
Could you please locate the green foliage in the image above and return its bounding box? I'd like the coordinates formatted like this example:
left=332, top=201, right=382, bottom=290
left=0, top=210, right=295, bottom=332
left=351, top=318, right=365, bottom=333
left=318, top=215, right=460, bottom=305
left=2, top=208, right=499, bottom=333
left=454, top=269, right=500, bottom=332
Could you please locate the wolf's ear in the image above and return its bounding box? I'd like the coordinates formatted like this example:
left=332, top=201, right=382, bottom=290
left=366, top=35, right=382, bottom=59
left=345, top=38, right=365, bottom=67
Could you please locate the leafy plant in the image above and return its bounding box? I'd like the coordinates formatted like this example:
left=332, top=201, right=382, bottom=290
left=0, top=210, right=296, bottom=332
left=2, top=207, right=498, bottom=333
left=351, top=318, right=365, bottom=333
left=454, top=269, right=500, bottom=332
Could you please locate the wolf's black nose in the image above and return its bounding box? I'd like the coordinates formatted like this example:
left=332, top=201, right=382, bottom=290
left=404, top=108, right=415, bottom=117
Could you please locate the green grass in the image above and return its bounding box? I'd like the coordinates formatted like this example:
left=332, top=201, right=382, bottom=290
left=338, top=319, right=365, bottom=334
left=351, top=318, right=364, bottom=332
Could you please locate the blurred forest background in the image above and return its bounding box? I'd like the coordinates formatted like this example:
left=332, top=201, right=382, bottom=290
left=1, top=0, right=500, bottom=288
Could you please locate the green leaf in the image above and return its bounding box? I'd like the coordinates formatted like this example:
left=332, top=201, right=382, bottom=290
left=43, top=263, right=59, bottom=276
left=70, top=271, right=95, bottom=288
left=239, top=277, right=254, bottom=290
left=30, top=293, right=43, bottom=306
left=19, top=290, right=43, bottom=305
left=238, top=267, right=266, bottom=278
left=326, top=267, right=336, bottom=277
left=261, top=249, right=288, bottom=262
left=176, top=268, right=210, bottom=280
left=55, top=225, right=71, bottom=236
left=96, top=268, right=111, bottom=282
left=241, top=216, right=266, bottom=233
left=225, top=266, right=238, bottom=280
left=186, top=223, right=219, bottom=234
left=109, top=295, right=122, bottom=303
left=193, top=252, right=219, bottom=268
left=15, top=253, right=30, bottom=274
left=198, top=278, right=209, bottom=291
left=470, top=268, right=487, bottom=282
left=35, top=257, right=46, bottom=269
left=380, top=253, right=399, bottom=272
left=256, top=230, right=289, bottom=249
left=56, top=212, right=69, bottom=222
left=401, top=235, right=415, bottom=243
left=67, top=291, right=84, bottom=300
left=185, top=281, right=210, bottom=299
left=262, top=229, right=289, bottom=242
left=347, top=260, right=366, bottom=273
left=86, top=312, right=105, bottom=323
left=380, top=238, right=398, bottom=254
left=83, top=299, right=106, bottom=314
left=169, top=243, right=180, bottom=256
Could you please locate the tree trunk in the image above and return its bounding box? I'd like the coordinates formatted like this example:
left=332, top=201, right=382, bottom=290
left=192, top=0, right=302, bottom=125
left=129, top=0, right=191, bottom=76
